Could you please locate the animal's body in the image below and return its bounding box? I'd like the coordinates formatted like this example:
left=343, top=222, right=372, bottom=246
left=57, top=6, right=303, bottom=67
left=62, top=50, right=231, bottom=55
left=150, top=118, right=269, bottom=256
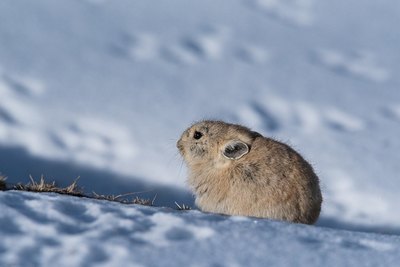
left=177, top=120, right=322, bottom=224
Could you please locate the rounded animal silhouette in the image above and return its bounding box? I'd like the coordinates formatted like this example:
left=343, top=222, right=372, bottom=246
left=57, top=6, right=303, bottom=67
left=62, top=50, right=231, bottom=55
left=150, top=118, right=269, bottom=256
left=177, top=120, right=322, bottom=224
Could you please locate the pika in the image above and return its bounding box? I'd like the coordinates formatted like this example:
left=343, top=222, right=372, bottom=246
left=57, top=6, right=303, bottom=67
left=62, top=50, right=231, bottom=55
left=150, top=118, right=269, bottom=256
left=177, top=120, right=322, bottom=224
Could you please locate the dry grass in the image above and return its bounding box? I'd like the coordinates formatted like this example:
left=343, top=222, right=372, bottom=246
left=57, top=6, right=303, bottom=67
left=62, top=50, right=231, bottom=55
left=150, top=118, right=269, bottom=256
left=7, top=175, right=154, bottom=206
left=2, top=175, right=192, bottom=209
left=93, top=192, right=155, bottom=206
left=0, top=175, right=6, bottom=191
left=14, top=175, right=84, bottom=197
left=175, top=202, right=192, bottom=210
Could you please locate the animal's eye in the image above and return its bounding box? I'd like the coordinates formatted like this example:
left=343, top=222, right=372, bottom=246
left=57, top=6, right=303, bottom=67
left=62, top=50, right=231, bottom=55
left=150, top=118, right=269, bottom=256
left=193, top=131, right=203, bottom=140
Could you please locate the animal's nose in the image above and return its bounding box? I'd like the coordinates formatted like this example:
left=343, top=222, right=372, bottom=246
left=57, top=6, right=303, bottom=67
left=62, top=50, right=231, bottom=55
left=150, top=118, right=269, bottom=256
left=177, top=139, right=184, bottom=151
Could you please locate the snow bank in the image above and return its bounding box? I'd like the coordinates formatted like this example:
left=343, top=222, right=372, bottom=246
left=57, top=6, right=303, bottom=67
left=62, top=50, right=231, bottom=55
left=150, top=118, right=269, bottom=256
left=1, top=191, right=399, bottom=267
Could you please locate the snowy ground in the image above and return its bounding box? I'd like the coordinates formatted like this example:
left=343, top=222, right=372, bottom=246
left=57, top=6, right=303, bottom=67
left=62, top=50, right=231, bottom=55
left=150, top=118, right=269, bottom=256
left=1, top=0, right=400, bottom=266
left=1, top=191, right=400, bottom=267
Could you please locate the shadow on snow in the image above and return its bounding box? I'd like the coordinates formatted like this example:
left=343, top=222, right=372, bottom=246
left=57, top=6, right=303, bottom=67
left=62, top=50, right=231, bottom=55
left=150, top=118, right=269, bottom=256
left=0, top=145, right=194, bottom=208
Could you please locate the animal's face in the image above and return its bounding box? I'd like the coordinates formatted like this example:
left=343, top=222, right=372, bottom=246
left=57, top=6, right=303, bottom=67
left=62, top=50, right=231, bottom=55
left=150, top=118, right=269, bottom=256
left=177, top=121, right=217, bottom=164
left=177, top=121, right=256, bottom=167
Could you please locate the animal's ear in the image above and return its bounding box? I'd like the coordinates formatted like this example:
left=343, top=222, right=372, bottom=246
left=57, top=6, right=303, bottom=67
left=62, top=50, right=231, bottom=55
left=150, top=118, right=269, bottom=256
left=222, top=140, right=249, bottom=160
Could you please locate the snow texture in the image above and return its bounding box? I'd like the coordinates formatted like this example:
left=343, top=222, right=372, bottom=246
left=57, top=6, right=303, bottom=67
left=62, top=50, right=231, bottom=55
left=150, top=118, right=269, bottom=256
left=0, top=0, right=400, bottom=266
left=1, top=191, right=400, bottom=267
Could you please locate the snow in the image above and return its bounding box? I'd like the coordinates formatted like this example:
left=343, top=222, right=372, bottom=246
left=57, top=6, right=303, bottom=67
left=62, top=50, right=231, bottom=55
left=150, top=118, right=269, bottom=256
left=1, top=0, right=400, bottom=265
left=1, top=191, right=400, bottom=267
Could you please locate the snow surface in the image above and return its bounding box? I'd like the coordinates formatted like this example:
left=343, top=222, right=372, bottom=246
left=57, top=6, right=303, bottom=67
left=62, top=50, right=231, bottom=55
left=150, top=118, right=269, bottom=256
left=1, top=0, right=400, bottom=265
left=1, top=191, right=400, bottom=267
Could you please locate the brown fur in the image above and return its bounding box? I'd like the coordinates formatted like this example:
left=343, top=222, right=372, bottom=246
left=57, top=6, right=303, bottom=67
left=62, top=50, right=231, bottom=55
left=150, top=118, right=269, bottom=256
left=177, top=120, right=322, bottom=224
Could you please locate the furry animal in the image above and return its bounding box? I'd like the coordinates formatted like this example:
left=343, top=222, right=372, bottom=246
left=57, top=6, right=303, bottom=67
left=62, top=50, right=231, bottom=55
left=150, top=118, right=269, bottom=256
left=177, top=120, right=322, bottom=224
